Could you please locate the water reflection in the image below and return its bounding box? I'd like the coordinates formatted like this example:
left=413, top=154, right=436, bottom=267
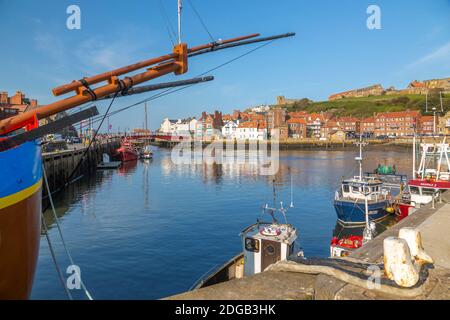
left=33, top=147, right=412, bottom=299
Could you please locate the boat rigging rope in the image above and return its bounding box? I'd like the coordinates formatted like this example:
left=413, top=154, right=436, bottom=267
left=158, top=0, right=177, bottom=46
left=187, top=0, right=215, bottom=42
left=42, top=165, right=94, bottom=300
left=40, top=213, right=73, bottom=300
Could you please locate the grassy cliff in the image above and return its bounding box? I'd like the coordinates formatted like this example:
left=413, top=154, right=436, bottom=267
left=276, top=93, right=450, bottom=118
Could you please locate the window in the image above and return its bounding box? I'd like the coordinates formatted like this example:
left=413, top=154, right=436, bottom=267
left=343, top=185, right=350, bottom=193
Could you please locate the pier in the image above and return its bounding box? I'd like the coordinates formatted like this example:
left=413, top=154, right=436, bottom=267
left=166, top=191, right=450, bottom=300
left=42, top=139, right=120, bottom=193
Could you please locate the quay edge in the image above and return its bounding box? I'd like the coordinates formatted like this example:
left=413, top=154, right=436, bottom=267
left=164, top=191, right=450, bottom=300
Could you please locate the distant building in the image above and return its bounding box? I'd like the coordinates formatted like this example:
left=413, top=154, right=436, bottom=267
left=329, top=84, right=384, bottom=101
left=276, top=96, right=304, bottom=105
left=419, top=115, right=435, bottom=136
left=0, top=90, right=38, bottom=120
left=438, top=111, right=450, bottom=135
left=287, top=118, right=307, bottom=139
left=374, top=111, right=420, bottom=137
left=222, top=120, right=239, bottom=139
left=250, top=105, right=270, bottom=113
left=336, top=117, right=360, bottom=133
left=328, top=130, right=346, bottom=142
left=196, top=111, right=223, bottom=140
left=160, top=118, right=178, bottom=134
left=271, top=125, right=289, bottom=140
left=321, top=120, right=340, bottom=137
left=360, top=117, right=376, bottom=136
left=267, top=108, right=287, bottom=131
left=236, top=121, right=267, bottom=141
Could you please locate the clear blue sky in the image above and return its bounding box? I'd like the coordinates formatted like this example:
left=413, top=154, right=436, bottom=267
left=0, top=0, right=449, bottom=131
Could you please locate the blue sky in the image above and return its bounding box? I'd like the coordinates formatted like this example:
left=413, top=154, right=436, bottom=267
left=0, top=0, right=449, bottom=131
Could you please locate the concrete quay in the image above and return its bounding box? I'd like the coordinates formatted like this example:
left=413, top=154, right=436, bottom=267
left=42, top=139, right=120, bottom=193
left=166, top=192, right=450, bottom=300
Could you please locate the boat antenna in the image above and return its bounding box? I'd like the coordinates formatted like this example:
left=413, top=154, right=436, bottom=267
left=178, top=0, right=183, bottom=44
left=290, top=173, right=294, bottom=208
left=355, top=135, right=367, bottom=181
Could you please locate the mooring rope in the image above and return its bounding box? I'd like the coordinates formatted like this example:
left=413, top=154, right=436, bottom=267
left=42, top=164, right=94, bottom=300
left=40, top=213, right=73, bottom=300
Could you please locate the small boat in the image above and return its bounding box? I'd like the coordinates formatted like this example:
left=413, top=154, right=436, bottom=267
left=334, top=139, right=392, bottom=225
left=113, top=139, right=139, bottom=162
left=190, top=202, right=303, bottom=290
left=97, top=153, right=121, bottom=169
left=330, top=235, right=363, bottom=258
left=142, top=145, right=153, bottom=159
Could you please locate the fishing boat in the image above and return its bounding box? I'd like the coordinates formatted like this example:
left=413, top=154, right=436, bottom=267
left=365, top=164, right=407, bottom=185
left=190, top=201, right=303, bottom=290
left=334, top=139, right=392, bottom=225
left=142, top=145, right=153, bottom=159
left=0, top=16, right=294, bottom=298
left=113, top=139, right=139, bottom=162
left=408, top=139, right=450, bottom=206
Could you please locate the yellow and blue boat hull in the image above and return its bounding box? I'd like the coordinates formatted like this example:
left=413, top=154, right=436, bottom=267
left=0, top=140, right=42, bottom=299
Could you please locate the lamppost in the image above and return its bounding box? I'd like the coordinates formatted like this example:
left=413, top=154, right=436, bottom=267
left=432, top=106, right=437, bottom=136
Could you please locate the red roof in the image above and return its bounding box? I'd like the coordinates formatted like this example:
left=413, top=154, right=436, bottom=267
left=287, top=118, right=307, bottom=125
left=409, top=81, right=426, bottom=88
left=377, top=111, right=420, bottom=119
left=238, top=121, right=266, bottom=129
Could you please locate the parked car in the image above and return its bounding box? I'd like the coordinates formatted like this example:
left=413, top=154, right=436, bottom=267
left=376, top=135, right=389, bottom=140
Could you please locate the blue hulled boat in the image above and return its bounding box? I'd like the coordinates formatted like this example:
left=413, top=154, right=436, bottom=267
left=333, top=139, right=391, bottom=225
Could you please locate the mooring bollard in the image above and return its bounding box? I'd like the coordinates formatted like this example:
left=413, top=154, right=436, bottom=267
left=383, top=228, right=433, bottom=288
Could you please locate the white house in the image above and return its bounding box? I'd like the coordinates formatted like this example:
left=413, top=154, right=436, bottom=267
left=160, top=118, right=178, bottom=134
left=236, top=121, right=267, bottom=141
left=251, top=105, right=270, bottom=113
left=222, top=120, right=239, bottom=139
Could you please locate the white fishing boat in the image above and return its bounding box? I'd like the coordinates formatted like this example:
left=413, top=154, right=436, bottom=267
left=190, top=198, right=303, bottom=290
left=142, top=145, right=153, bottom=159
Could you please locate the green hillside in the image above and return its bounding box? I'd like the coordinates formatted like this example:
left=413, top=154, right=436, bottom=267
left=275, top=93, right=450, bottom=118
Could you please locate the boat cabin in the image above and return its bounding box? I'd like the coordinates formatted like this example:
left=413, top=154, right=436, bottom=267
left=337, top=177, right=386, bottom=202
left=240, top=222, right=297, bottom=276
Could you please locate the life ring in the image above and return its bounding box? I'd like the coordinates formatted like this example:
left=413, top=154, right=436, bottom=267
left=260, top=226, right=281, bottom=236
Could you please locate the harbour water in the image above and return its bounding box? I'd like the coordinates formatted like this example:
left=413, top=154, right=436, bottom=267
left=31, top=147, right=412, bottom=299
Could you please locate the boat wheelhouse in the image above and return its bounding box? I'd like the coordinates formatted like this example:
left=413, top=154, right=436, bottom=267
left=334, top=177, right=390, bottom=225
left=190, top=201, right=302, bottom=290
left=408, top=139, right=450, bottom=206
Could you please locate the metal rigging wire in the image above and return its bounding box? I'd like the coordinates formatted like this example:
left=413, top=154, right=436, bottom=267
left=158, top=0, right=177, bottom=46
left=187, top=0, right=215, bottom=42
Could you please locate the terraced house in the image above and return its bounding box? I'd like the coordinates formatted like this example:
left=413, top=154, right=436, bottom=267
left=196, top=111, right=223, bottom=140
left=374, top=111, right=420, bottom=137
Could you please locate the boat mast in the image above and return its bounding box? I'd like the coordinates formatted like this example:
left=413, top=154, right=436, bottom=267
left=355, top=136, right=366, bottom=181
left=413, top=134, right=416, bottom=178
left=144, top=102, right=148, bottom=132
left=178, top=0, right=182, bottom=44
left=362, top=193, right=373, bottom=244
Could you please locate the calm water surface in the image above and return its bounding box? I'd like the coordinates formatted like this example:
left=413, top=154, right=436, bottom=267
left=31, top=147, right=412, bottom=299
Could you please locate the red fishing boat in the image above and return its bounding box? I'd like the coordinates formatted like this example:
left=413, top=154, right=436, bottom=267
left=113, top=139, right=139, bottom=162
